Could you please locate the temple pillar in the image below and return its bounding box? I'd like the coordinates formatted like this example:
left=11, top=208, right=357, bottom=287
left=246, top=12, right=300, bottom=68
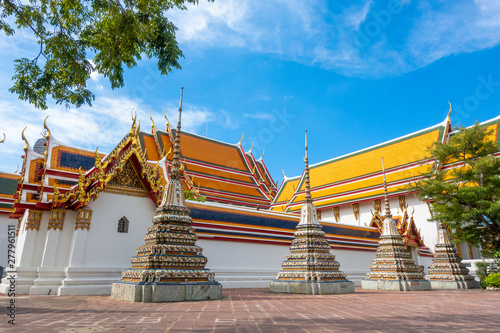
left=0, top=210, right=43, bottom=294
left=30, top=209, right=66, bottom=295
left=59, top=208, right=110, bottom=295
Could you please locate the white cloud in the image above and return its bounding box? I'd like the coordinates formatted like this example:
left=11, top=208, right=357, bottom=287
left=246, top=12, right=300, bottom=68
left=170, top=0, right=251, bottom=47
left=243, top=113, right=274, bottom=120
left=170, top=0, right=500, bottom=77
left=343, top=1, right=373, bottom=30
left=0, top=90, right=223, bottom=172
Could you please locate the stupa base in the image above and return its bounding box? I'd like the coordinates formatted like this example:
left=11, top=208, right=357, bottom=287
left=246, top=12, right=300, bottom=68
left=270, top=280, right=355, bottom=295
left=361, top=279, right=431, bottom=291
left=429, top=279, right=480, bottom=289
left=111, top=282, right=222, bottom=302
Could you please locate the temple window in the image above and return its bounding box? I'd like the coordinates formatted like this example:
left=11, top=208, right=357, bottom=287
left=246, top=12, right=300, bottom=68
left=118, top=216, right=130, bottom=233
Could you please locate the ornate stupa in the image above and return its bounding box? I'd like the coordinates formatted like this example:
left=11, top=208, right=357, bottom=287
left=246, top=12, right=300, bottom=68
left=361, top=158, right=431, bottom=291
left=111, top=88, right=222, bottom=302
left=270, top=131, right=354, bottom=294
left=426, top=223, right=479, bottom=289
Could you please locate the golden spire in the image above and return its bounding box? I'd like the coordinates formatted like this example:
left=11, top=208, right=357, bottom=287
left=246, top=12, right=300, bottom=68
left=170, top=87, right=183, bottom=180
left=304, top=130, right=312, bottom=203
left=0, top=133, right=5, bottom=143
left=382, top=157, right=391, bottom=218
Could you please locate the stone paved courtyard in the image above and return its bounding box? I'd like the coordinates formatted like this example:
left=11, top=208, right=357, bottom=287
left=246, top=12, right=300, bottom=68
left=0, top=288, right=498, bottom=332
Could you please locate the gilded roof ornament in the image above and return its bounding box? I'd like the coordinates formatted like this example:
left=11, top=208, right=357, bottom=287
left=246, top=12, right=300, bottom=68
left=164, top=107, right=175, bottom=145
left=53, top=182, right=60, bottom=204
left=0, top=133, right=5, bottom=143
left=238, top=132, right=244, bottom=145
left=14, top=165, right=19, bottom=173
left=43, top=115, right=50, bottom=140
left=149, top=109, right=155, bottom=130
left=249, top=140, right=254, bottom=153
left=21, top=127, right=29, bottom=150
left=259, top=147, right=265, bottom=160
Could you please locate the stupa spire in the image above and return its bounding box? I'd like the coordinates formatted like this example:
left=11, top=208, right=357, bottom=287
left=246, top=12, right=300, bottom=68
left=270, top=130, right=354, bottom=295
left=170, top=87, right=183, bottom=180
left=382, top=157, right=391, bottom=218
left=112, top=87, right=222, bottom=302
left=426, top=222, right=479, bottom=289
left=304, top=130, right=312, bottom=203
left=361, top=157, right=430, bottom=291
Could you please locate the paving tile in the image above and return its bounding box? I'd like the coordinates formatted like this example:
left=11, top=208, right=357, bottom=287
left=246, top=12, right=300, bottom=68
left=1, top=288, right=499, bottom=332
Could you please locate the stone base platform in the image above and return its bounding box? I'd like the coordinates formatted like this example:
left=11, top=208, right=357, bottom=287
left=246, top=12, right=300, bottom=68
left=111, top=282, right=222, bottom=303
left=270, top=280, right=355, bottom=295
left=430, top=280, right=480, bottom=289
left=361, top=279, right=431, bottom=291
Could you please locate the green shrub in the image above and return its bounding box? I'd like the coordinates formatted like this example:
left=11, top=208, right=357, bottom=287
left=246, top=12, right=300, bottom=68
left=476, top=262, right=488, bottom=280
left=485, top=272, right=500, bottom=288
left=480, top=279, right=487, bottom=289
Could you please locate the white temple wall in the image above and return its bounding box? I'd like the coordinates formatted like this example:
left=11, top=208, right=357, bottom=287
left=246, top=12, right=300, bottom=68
left=198, top=239, right=288, bottom=288
left=199, top=239, right=376, bottom=287
left=83, top=192, right=156, bottom=267
left=318, top=207, right=334, bottom=222
left=338, top=204, right=356, bottom=225
left=57, top=192, right=157, bottom=295
left=318, top=194, right=439, bottom=252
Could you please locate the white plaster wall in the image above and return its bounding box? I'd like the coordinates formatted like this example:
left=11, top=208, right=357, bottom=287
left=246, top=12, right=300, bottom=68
left=198, top=239, right=288, bottom=287
left=84, top=192, right=157, bottom=267
left=339, top=204, right=356, bottom=225
left=198, top=238, right=377, bottom=287
left=358, top=200, right=375, bottom=226
left=318, top=208, right=335, bottom=223
left=57, top=210, right=76, bottom=267
left=405, top=195, right=438, bottom=252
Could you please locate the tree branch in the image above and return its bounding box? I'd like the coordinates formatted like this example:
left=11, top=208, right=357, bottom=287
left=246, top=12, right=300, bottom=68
left=3, top=0, right=42, bottom=39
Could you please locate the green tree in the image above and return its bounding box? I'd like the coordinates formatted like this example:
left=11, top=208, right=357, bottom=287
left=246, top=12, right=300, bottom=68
left=411, top=122, right=500, bottom=257
left=1, top=0, right=209, bottom=109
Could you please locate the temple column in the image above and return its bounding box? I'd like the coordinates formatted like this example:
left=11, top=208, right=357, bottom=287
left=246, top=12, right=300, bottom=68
left=59, top=209, right=105, bottom=295
left=0, top=210, right=43, bottom=294
left=30, top=209, right=66, bottom=295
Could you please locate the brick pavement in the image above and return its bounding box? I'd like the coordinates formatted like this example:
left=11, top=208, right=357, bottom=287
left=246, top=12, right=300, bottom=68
left=0, top=288, right=499, bottom=332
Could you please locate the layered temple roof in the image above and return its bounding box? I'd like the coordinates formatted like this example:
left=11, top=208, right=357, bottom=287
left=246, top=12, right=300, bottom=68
left=8, top=114, right=277, bottom=218
left=271, top=115, right=500, bottom=213
left=0, top=172, right=19, bottom=216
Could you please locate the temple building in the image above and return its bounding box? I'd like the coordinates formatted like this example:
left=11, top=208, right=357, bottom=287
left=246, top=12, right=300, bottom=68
left=270, top=115, right=500, bottom=262
left=0, top=103, right=498, bottom=295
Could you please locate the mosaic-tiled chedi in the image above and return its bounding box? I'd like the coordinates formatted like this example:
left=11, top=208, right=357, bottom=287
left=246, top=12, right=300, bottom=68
left=427, top=223, right=479, bottom=289
left=270, top=131, right=354, bottom=294
left=111, top=88, right=222, bottom=302
left=361, top=158, right=431, bottom=291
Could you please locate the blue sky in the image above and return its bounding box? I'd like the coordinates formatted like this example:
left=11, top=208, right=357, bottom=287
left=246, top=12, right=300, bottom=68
left=1, top=0, right=500, bottom=185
